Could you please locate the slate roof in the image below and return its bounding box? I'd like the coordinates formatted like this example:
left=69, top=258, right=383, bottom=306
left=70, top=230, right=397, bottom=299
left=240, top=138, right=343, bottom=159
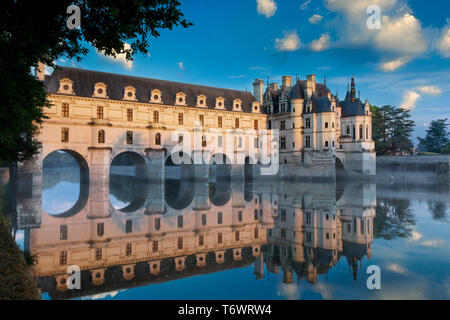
left=340, top=93, right=367, bottom=117
left=45, top=66, right=258, bottom=113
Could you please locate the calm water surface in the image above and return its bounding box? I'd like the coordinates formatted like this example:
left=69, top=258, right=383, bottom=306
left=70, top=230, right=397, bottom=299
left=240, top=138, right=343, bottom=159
left=3, top=156, right=450, bottom=300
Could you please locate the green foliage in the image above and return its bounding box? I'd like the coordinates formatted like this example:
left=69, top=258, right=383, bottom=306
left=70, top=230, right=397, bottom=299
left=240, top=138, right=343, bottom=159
left=418, top=119, right=450, bottom=153
left=0, top=0, right=192, bottom=162
left=371, top=105, right=415, bottom=155
left=373, top=198, right=415, bottom=240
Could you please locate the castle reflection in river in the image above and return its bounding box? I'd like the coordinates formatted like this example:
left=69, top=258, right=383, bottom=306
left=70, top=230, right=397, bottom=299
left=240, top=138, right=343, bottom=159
left=17, top=171, right=376, bottom=299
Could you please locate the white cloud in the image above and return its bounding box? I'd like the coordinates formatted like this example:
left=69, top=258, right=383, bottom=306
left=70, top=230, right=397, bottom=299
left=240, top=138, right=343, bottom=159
left=416, top=86, right=442, bottom=96
left=400, top=90, right=421, bottom=110
left=386, top=263, right=407, bottom=274
left=257, top=0, right=277, bottom=18
left=275, top=30, right=301, bottom=52
left=421, top=239, right=445, bottom=247
left=437, top=23, right=450, bottom=57
left=300, top=0, right=311, bottom=10
left=97, top=43, right=133, bottom=70
left=310, top=33, right=330, bottom=52
left=380, top=57, right=410, bottom=71
left=178, top=61, right=185, bottom=71
left=308, top=14, right=323, bottom=24
left=410, top=230, right=423, bottom=241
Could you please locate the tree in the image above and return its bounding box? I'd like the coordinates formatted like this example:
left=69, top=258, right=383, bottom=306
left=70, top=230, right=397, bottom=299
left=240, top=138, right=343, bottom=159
left=0, top=0, right=192, bottom=162
left=371, top=105, right=415, bottom=155
left=418, top=119, right=450, bottom=153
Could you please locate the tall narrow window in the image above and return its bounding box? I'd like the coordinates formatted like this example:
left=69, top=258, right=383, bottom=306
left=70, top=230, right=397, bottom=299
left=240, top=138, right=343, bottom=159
left=178, top=113, right=183, bottom=125
left=199, top=115, right=204, bottom=126
left=178, top=215, right=183, bottom=228
left=60, top=251, right=67, bottom=265
left=217, top=135, right=223, bottom=148
left=152, top=240, right=158, bottom=252
left=254, top=210, right=259, bottom=220
left=62, top=103, right=69, bottom=118
left=177, top=237, right=183, bottom=249
left=217, top=212, right=223, bottom=224
left=218, top=116, right=223, bottom=128
left=127, top=109, right=133, bottom=122
left=95, top=248, right=102, bottom=260
left=98, top=130, right=105, bottom=143
left=268, top=120, right=272, bottom=130
left=280, top=137, right=286, bottom=149
left=235, top=231, right=240, bottom=241
left=359, top=125, right=363, bottom=140
left=126, top=131, right=133, bottom=145
left=199, top=235, right=204, bottom=246
left=202, top=135, right=207, bottom=147
left=254, top=137, right=259, bottom=148
left=366, top=127, right=369, bottom=140
left=235, top=118, right=240, bottom=129
left=97, top=223, right=104, bottom=237
left=305, top=135, right=311, bottom=148
left=155, top=132, right=161, bottom=145
left=97, top=106, right=104, bottom=119
left=61, top=128, right=69, bottom=142
left=218, top=232, right=223, bottom=244
left=153, top=111, right=159, bottom=123
left=126, top=220, right=132, bottom=233
left=60, top=225, right=68, bottom=240
left=346, top=125, right=350, bottom=135
left=202, top=214, right=207, bottom=226
left=280, top=121, right=286, bottom=130
left=238, top=211, right=242, bottom=222
left=126, top=243, right=132, bottom=256
left=254, top=228, right=259, bottom=239
left=155, top=218, right=161, bottom=230
left=254, top=119, right=258, bottom=130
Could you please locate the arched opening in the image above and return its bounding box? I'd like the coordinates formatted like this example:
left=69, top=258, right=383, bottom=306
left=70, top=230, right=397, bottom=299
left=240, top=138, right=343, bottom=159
left=209, top=153, right=231, bottom=182
left=245, top=156, right=255, bottom=180
left=209, top=179, right=231, bottom=206
left=110, top=152, right=148, bottom=212
left=336, top=157, right=345, bottom=179
left=42, top=150, right=89, bottom=217
left=165, top=151, right=193, bottom=180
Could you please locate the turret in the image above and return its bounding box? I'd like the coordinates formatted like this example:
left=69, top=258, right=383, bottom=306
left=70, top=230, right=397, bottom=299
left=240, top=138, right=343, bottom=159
left=253, top=79, right=264, bottom=104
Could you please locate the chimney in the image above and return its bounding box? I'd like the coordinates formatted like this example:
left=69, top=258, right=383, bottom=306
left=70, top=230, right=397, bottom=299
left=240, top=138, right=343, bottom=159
left=306, top=74, right=316, bottom=96
left=36, top=61, right=45, bottom=81
left=253, top=79, right=264, bottom=104
left=282, top=76, right=292, bottom=88
left=270, top=82, right=278, bottom=92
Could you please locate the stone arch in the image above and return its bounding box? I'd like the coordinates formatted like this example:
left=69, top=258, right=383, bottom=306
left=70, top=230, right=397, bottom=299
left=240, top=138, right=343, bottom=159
left=42, top=149, right=89, bottom=218
left=335, top=156, right=345, bottom=178
left=209, top=153, right=231, bottom=182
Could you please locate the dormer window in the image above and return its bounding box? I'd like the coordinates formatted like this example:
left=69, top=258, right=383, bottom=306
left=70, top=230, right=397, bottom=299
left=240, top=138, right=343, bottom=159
left=93, top=82, right=108, bottom=98
left=197, top=94, right=207, bottom=108
left=123, top=86, right=136, bottom=101
left=150, top=89, right=162, bottom=103
left=58, top=78, right=74, bottom=95
left=233, top=99, right=242, bottom=111
left=215, top=97, right=225, bottom=109
left=176, top=92, right=186, bottom=106
left=252, top=102, right=261, bottom=113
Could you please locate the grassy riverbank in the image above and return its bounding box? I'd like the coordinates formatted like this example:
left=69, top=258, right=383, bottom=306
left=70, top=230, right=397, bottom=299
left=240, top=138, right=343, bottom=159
left=0, top=217, right=40, bottom=300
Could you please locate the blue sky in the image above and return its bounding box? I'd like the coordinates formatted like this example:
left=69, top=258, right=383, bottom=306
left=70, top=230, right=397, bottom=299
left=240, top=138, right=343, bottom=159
left=55, top=0, right=450, bottom=140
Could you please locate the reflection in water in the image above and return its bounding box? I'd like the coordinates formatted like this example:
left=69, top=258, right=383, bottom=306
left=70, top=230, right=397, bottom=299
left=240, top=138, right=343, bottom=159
left=9, top=161, right=450, bottom=300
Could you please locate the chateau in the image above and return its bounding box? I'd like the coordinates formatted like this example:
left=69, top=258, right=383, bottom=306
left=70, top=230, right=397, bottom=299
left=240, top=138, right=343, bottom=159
left=29, top=63, right=375, bottom=181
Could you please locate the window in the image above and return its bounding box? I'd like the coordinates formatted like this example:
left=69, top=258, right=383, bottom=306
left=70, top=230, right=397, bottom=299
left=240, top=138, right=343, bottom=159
left=60, top=225, right=67, bottom=240
left=98, top=130, right=105, bottom=143
left=153, top=111, right=159, bottom=123
left=61, top=128, right=69, bottom=142
left=346, top=125, right=350, bottom=135
left=218, top=116, right=223, bottom=128
left=352, top=125, right=356, bottom=140
left=238, top=137, right=242, bottom=148
left=280, top=137, right=286, bottom=149
left=281, top=209, right=286, bottom=221
left=202, top=135, right=207, bottom=147
left=254, top=119, right=258, bottom=130
left=305, top=135, right=311, bottom=148
left=325, top=141, right=329, bottom=147
left=95, top=248, right=102, bottom=260
left=254, top=209, right=259, bottom=220
left=326, top=233, right=330, bottom=239
left=268, top=121, right=272, bottom=130
left=254, top=228, right=259, bottom=239
left=332, top=122, right=335, bottom=128
left=217, top=212, right=223, bottom=224
left=235, top=118, right=240, bottom=129
left=218, top=232, right=223, bottom=243
left=178, top=134, right=183, bottom=144
left=127, top=109, right=133, bottom=122
left=281, top=228, right=286, bottom=238
left=199, top=115, right=204, bottom=126
left=359, top=125, right=363, bottom=140
left=366, top=127, right=369, bottom=140
left=305, top=118, right=311, bottom=129
left=126, top=220, right=132, bottom=233
left=126, top=243, right=132, bottom=256
left=152, top=241, right=158, bottom=252
left=178, top=215, right=183, bottom=228
left=60, top=251, right=67, bottom=265
left=217, top=135, right=223, bottom=148
left=155, top=218, right=161, bottom=230
left=97, top=106, right=103, bottom=119
left=306, top=232, right=312, bottom=242
left=199, top=235, right=204, bottom=246
left=177, top=237, right=183, bottom=249
left=62, top=103, right=69, bottom=117
left=325, top=122, right=329, bottom=128
left=254, top=137, right=259, bottom=148
left=202, top=214, right=207, bottom=226
left=126, top=131, right=133, bottom=145
left=235, top=231, right=240, bottom=241
left=97, top=223, right=104, bottom=237
left=280, top=121, right=286, bottom=130
left=306, top=212, right=311, bottom=225
left=155, top=133, right=161, bottom=145
left=238, top=211, right=242, bottom=222
left=178, top=113, right=183, bottom=125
